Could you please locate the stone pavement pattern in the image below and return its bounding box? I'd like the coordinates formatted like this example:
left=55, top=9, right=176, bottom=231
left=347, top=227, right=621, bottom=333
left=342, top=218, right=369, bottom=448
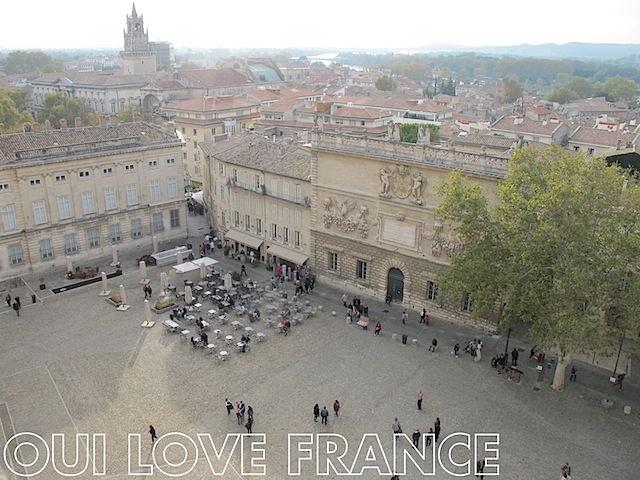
left=0, top=214, right=638, bottom=479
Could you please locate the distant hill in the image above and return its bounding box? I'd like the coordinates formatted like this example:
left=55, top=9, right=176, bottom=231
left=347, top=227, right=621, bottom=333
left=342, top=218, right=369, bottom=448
left=410, top=42, right=640, bottom=60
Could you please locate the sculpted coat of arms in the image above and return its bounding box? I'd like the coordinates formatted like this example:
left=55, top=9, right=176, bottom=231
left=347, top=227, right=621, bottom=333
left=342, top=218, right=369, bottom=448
left=379, top=165, right=426, bottom=205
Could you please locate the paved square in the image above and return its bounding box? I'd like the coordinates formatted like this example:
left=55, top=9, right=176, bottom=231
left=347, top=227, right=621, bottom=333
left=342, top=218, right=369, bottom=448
left=0, top=217, right=638, bottom=479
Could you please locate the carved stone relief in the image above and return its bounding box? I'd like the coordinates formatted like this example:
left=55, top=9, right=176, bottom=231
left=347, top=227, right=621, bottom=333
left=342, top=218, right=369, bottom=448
left=322, top=197, right=374, bottom=238
left=430, top=220, right=463, bottom=257
left=378, top=165, right=426, bottom=205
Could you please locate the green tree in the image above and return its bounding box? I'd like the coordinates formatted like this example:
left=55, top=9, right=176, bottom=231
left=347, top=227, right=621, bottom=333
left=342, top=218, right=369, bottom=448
left=375, top=75, right=396, bottom=92
left=118, top=104, right=150, bottom=123
left=502, top=77, right=524, bottom=103
left=546, top=86, right=580, bottom=104
left=37, top=93, right=98, bottom=129
left=0, top=90, right=22, bottom=131
left=5, top=50, right=61, bottom=75
left=598, top=76, right=638, bottom=105
left=563, top=77, right=593, bottom=98
left=435, top=146, right=640, bottom=391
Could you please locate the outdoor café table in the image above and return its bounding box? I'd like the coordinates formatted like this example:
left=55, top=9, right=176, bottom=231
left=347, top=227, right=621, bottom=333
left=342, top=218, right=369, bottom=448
left=221, top=301, right=231, bottom=308
left=177, top=291, right=185, bottom=299
left=218, top=315, right=227, bottom=324
left=212, top=295, right=223, bottom=301
left=193, top=285, right=203, bottom=293
left=163, top=319, right=180, bottom=332
left=231, top=320, right=242, bottom=330
left=225, top=335, right=234, bottom=345
left=265, top=304, right=277, bottom=312
left=236, top=342, right=247, bottom=352
left=203, top=291, right=212, bottom=298
left=207, top=309, right=217, bottom=318
left=185, top=315, right=196, bottom=324
left=207, top=344, right=216, bottom=354
left=218, top=350, right=229, bottom=360
left=185, top=280, right=194, bottom=287
left=241, top=294, right=252, bottom=300
left=181, top=329, right=190, bottom=339
left=193, top=303, right=203, bottom=312
left=167, top=285, right=177, bottom=293
left=244, top=326, right=254, bottom=335
left=213, top=329, right=223, bottom=338
left=201, top=320, right=210, bottom=330
left=257, top=332, right=266, bottom=342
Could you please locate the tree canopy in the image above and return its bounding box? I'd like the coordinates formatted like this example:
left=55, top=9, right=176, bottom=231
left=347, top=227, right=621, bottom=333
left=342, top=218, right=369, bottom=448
left=435, top=146, right=640, bottom=391
left=37, top=93, right=99, bottom=129
left=4, top=50, right=61, bottom=75
left=502, top=77, right=523, bottom=103
left=375, top=75, right=396, bottom=92
left=0, top=88, right=34, bottom=133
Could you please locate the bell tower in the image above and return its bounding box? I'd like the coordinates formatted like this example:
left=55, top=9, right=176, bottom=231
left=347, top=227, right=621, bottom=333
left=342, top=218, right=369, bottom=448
left=121, top=3, right=157, bottom=75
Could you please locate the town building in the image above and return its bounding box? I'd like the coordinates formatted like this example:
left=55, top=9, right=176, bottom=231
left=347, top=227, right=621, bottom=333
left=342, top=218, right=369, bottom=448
left=121, top=4, right=157, bottom=75
left=0, top=122, right=186, bottom=277
left=490, top=114, right=570, bottom=146
left=201, top=134, right=312, bottom=268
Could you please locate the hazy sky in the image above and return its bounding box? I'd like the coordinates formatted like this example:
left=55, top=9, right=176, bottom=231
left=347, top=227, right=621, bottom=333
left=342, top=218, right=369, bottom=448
left=2, top=0, right=640, bottom=51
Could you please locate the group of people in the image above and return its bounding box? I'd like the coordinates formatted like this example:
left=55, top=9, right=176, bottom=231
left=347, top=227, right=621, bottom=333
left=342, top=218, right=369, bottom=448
left=313, top=400, right=340, bottom=424
left=394, top=416, right=441, bottom=449
left=464, top=339, right=483, bottom=361
left=190, top=331, right=209, bottom=348
left=142, top=283, right=153, bottom=299
left=225, top=399, right=254, bottom=433
left=6, top=293, right=21, bottom=316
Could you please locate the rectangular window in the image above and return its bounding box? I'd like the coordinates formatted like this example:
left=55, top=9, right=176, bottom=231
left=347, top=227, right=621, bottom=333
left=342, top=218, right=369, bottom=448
left=221, top=211, right=226, bottom=228
left=33, top=200, right=47, bottom=225
left=55, top=174, right=67, bottom=182
left=294, top=231, right=302, bottom=248
left=87, top=227, right=100, bottom=248
left=79, top=170, right=90, bottom=178
left=30, top=178, right=41, bottom=186
left=356, top=260, right=367, bottom=280
left=64, top=233, right=78, bottom=254
left=256, top=218, right=263, bottom=235
left=220, top=185, right=225, bottom=202
left=58, top=196, right=72, bottom=220
left=244, top=195, right=250, bottom=211
left=167, top=177, right=178, bottom=198
left=109, top=223, right=122, bottom=243
left=39, top=238, right=54, bottom=260
left=282, top=207, right=290, bottom=224
left=126, top=184, right=138, bottom=206
left=148, top=160, right=158, bottom=168
left=125, top=164, right=135, bottom=171
left=283, top=182, right=289, bottom=199
left=170, top=209, right=180, bottom=228
left=295, top=184, right=302, bottom=203
left=462, top=293, right=473, bottom=312
left=271, top=204, right=277, bottom=219
left=255, top=175, right=264, bottom=190
left=166, top=158, right=176, bottom=165
left=1, top=205, right=16, bottom=231
left=329, top=252, right=338, bottom=271
left=102, top=167, right=113, bottom=175
left=271, top=179, right=277, bottom=195
left=244, top=214, right=250, bottom=231
left=152, top=212, right=164, bottom=232
left=131, top=218, right=143, bottom=238
left=218, top=163, right=225, bottom=175
left=256, top=199, right=263, bottom=215
left=7, top=243, right=23, bottom=265
left=271, top=223, right=277, bottom=240
left=150, top=180, right=160, bottom=202
left=427, top=281, right=438, bottom=301
left=283, top=227, right=290, bottom=245
left=294, top=210, right=301, bottom=227
left=81, top=192, right=95, bottom=214
left=104, top=187, right=117, bottom=210
left=233, top=211, right=240, bottom=227
left=0, top=183, right=10, bottom=190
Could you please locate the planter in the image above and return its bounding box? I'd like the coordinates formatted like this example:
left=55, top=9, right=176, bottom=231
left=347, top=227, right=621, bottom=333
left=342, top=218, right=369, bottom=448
left=151, top=303, right=178, bottom=314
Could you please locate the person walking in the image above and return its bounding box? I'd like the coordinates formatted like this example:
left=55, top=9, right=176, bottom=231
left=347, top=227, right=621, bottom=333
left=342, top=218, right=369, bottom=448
left=241, top=265, right=247, bottom=277
left=417, top=390, right=424, bottom=410
left=429, top=338, right=438, bottom=352
left=342, top=293, right=348, bottom=308
left=420, top=308, right=426, bottom=323
left=12, top=300, right=20, bottom=317
left=313, top=403, right=320, bottom=422
left=426, top=428, right=434, bottom=446
left=245, top=417, right=253, bottom=434
left=434, top=418, right=441, bottom=443
left=5, top=293, right=11, bottom=307
left=511, top=348, right=519, bottom=367
left=15, top=297, right=20, bottom=308
left=569, top=366, right=577, bottom=382
left=392, top=418, right=402, bottom=435
left=402, top=311, right=408, bottom=324
left=529, top=346, right=537, bottom=359
left=412, top=429, right=421, bottom=448
left=236, top=402, right=242, bottom=424
left=225, top=399, right=234, bottom=415
left=247, top=405, right=253, bottom=422
left=374, top=322, right=382, bottom=336
left=149, top=424, right=158, bottom=442
left=453, top=343, right=460, bottom=358
left=320, top=406, right=329, bottom=425
left=333, top=400, right=340, bottom=416
left=239, top=401, right=246, bottom=423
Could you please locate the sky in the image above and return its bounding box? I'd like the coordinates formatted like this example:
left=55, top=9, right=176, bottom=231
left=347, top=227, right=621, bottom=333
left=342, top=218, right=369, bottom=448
left=2, top=0, right=640, bottom=51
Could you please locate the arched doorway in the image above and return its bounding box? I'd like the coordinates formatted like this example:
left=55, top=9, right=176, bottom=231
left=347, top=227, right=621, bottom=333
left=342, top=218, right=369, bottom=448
left=387, top=268, right=404, bottom=302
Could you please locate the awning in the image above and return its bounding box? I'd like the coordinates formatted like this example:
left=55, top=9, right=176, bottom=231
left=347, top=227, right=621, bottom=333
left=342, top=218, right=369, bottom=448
left=224, top=229, right=264, bottom=250
left=267, top=244, right=309, bottom=266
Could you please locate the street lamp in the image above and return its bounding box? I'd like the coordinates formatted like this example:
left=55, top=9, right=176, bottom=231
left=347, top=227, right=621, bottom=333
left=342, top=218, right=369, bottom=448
left=612, top=330, right=625, bottom=378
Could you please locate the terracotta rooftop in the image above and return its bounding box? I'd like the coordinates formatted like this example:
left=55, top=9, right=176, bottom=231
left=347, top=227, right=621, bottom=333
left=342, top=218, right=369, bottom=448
left=491, top=115, right=565, bottom=136
left=164, top=96, right=259, bottom=112
left=200, top=134, right=311, bottom=181
left=0, top=122, right=180, bottom=165
left=331, top=95, right=451, bottom=114
left=31, top=71, right=171, bottom=87
left=332, top=106, right=392, bottom=120
left=569, top=125, right=640, bottom=148
left=178, top=68, right=252, bottom=88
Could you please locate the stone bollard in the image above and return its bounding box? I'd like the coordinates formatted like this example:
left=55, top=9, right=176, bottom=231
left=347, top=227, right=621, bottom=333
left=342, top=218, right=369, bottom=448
left=412, top=339, right=418, bottom=347
left=331, top=311, right=337, bottom=316
left=391, top=333, right=398, bottom=342
left=624, top=405, right=631, bottom=415
left=318, top=305, right=323, bottom=311
left=346, top=317, right=351, bottom=324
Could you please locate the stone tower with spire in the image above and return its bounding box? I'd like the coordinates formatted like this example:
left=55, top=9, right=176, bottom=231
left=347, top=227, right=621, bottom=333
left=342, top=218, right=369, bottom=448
left=120, top=3, right=157, bottom=75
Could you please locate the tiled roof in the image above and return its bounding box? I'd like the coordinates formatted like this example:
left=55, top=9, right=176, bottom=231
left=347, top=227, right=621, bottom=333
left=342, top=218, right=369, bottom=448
left=0, top=122, right=180, bottom=165
left=261, top=98, right=306, bottom=113
left=178, top=68, right=252, bottom=88
left=30, top=71, right=172, bottom=87
left=569, top=125, right=640, bottom=147
left=331, top=95, right=451, bottom=114
left=200, top=134, right=311, bottom=181
left=332, top=106, right=391, bottom=120
left=491, top=115, right=564, bottom=136
left=164, top=96, right=259, bottom=112
left=452, top=134, right=516, bottom=149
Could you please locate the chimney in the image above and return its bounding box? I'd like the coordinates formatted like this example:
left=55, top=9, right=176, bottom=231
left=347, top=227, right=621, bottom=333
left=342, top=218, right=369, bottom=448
left=617, top=139, right=622, bottom=150
left=23, top=122, right=32, bottom=133
left=133, top=111, right=142, bottom=122
left=513, top=115, right=524, bottom=126
left=59, top=118, right=68, bottom=129
left=74, top=117, right=82, bottom=128
left=44, top=119, right=51, bottom=131
left=33, top=123, right=41, bottom=133
left=0, top=123, right=4, bottom=135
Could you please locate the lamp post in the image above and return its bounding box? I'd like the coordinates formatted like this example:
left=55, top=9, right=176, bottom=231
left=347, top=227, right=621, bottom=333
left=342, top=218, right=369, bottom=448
left=502, top=327, right=512, bottom=372
left=612, top=330, right=625, bottom=378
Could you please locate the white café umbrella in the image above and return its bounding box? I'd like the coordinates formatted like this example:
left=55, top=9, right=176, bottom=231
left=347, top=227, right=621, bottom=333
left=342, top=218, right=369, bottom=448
left=66, top=256, right=73, bottom=273
left=111, top=245, right=118, bottom=264
left=200, top=262, right=207, bottom=279
left=176, top=250, right=184, bottom=265
left=119, top=284, right=128, bottom=305
left=152, top=235, right=158, bottom=253
left=139, top=261, right=147, bottom=280
left=144, top=299, right=152, bottom=322
left=224, top=273, right=232, bottom=291
left=160, top=272, right=168, bottom=294
left=101, top=272, right=108, bottom=291
left=184, top=285, right=193, bottom=305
